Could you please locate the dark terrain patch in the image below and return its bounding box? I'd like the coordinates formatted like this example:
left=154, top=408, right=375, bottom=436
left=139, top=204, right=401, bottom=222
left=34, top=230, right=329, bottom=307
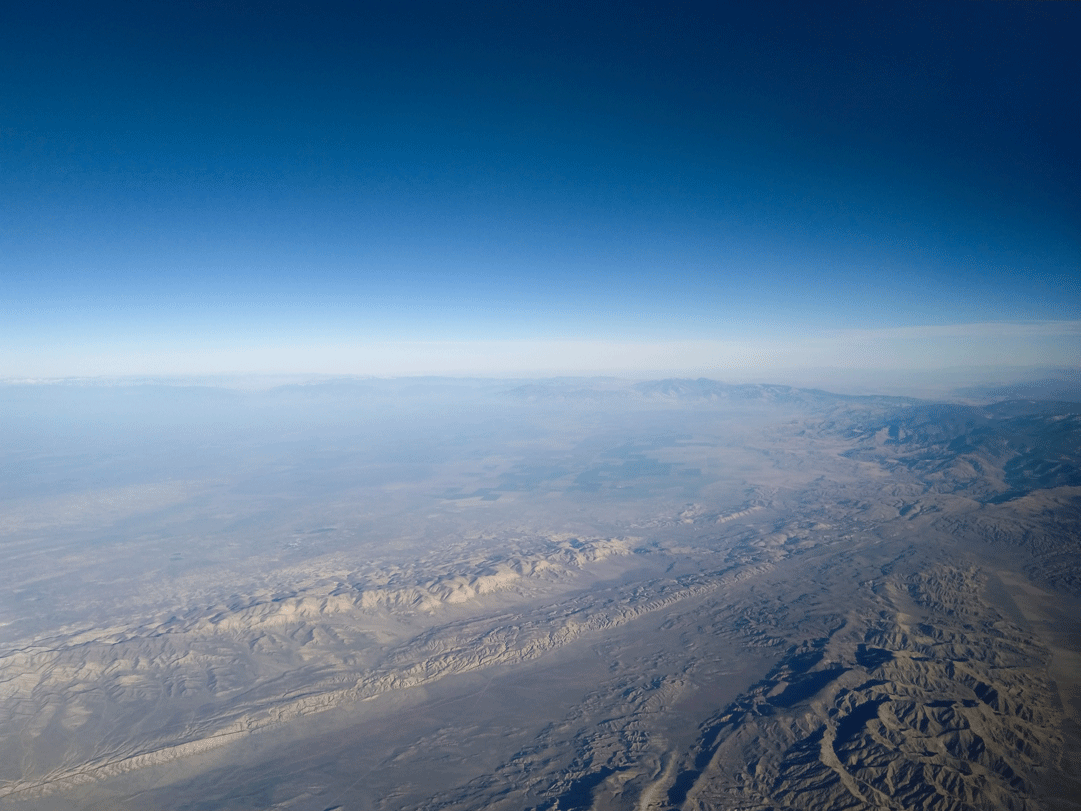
left=855, top=645, right=894, bottom=670
left=769, top=668, right=848, bottom=708
left=555, top=767, right=615, bottom=811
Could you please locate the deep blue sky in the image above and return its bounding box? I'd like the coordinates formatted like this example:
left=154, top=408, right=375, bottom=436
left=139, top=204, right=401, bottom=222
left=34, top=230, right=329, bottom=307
left=2, top=1, right=1078, bottom=376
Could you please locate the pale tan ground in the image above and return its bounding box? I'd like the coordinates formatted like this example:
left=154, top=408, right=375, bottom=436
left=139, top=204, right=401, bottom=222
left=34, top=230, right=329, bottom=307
left=1, top=386, right=1078, bottom=810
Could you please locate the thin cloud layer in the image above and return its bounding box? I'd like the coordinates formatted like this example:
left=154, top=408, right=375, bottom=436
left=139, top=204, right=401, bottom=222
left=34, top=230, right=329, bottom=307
left=4, top=322, right=1077, bottom=381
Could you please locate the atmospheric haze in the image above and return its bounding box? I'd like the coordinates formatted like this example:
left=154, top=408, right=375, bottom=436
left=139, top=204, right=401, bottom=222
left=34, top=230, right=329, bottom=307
left=2, top=2, right=1080, bottom=810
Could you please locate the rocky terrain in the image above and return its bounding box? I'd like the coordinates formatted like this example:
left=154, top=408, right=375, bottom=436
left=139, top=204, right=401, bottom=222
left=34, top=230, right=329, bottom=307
left=1, top=378, right=1078, bottom=810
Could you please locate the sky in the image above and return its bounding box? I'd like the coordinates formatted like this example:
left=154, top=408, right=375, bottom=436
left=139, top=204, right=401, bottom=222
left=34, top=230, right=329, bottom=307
left=2, top=1, right=1079, bottom=380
